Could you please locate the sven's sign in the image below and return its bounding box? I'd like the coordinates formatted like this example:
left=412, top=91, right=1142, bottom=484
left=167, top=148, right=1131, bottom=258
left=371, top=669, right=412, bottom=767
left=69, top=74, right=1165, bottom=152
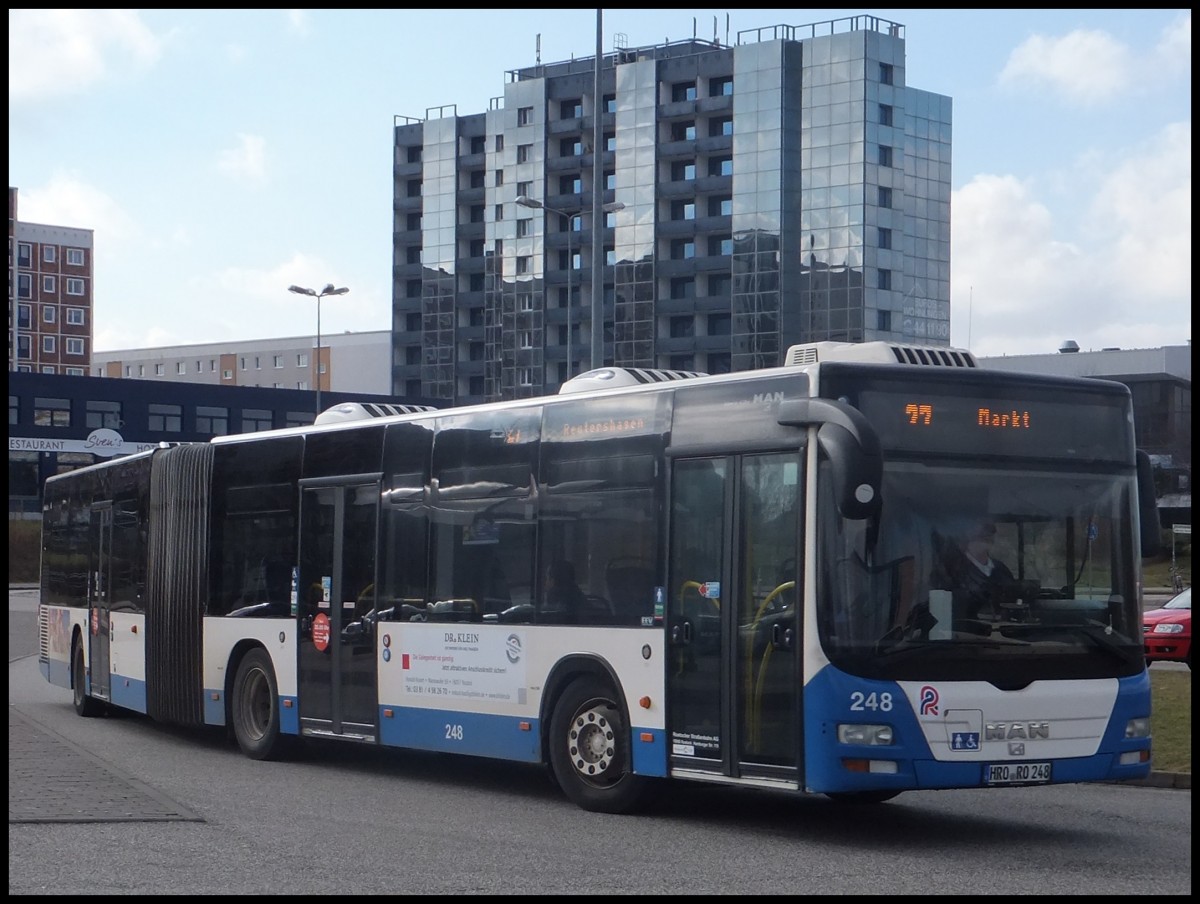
left=9, top=428, right=158, bottom=458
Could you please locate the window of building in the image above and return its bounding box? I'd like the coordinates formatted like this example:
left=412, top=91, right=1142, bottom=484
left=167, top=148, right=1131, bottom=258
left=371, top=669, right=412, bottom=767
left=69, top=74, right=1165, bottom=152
left=605, top=132, right=616, bottom=151
left=297, top=353, right=308, bottom=367
left=559, top=137, right=582, bottom=157
left=469, top=204, right=485, bottom=223
left=42, top=305, right=56, bottom=323
left=41, top=365, right=56, bottom=374
left=42, top=275, right=56, bottom=293
left=605, top=209, right=620, bottom=228
left=672, top=81, right=697, bottom=102
left=710, top=76, right=733, bottom=97
left=176, top=362, right=187, bottom=374
left=407, top=179, right=421, bottom=197
left=405, top=346, right=422, bottom=365
left=17, top=243, right=32, bottom=266
left=878, top=145, right=893, bottom=167
left=877, top=310, right=893, bottom=331
left=670, top=238, right=695, bottom=260
left=34, top=397, right=71, bottom=427
left=65, top=367, right=84, bottom=376
left=148, top=403, right=181, bottom=432
left=66, top=338, right=85, bottom=356
left=406, top=212, right=422, bottom=231
left=517, top=144, right=532, bottom=163
left=560, top=99, right=583, bottom=118
left=671, top=121, right=696, bottom=141
left=495, top=204, right=503, bottom=222
left=605, top=247, right=616, bottom=265
left=470, top=136, right=486, bottom=154
left=708, top=155, right=733, bottom=177
left=273, top=354, right=284, bottom=368
left=708, top=275, right=732, bottom=298
left=709, top=235, right=733, bottom=256
left=17, top=274, right=32, bottom=298
left=559, top=175, right=583, bottom=194
left=195, top=360, right=202, bottom=372
left=604, top=94, right=616, bottom=113
left=669, top=315, right=695, bottom=338
left=708, top=312, right=732, bottom=335
left=879, top=63, right=894, bottom=86
left=516, top=255, right=530, bottom=275
left=85, top=400, right=122, bottom=430
left=517, top=180, right=532, bottom=197
left=469, top=239, right=485, bottom=257
left=223, top=369, right=234, bottom=379
left=42, top=336, right=56, bottom=354
left=878, top=269, right=892, bottom=290
left=196, top=406, right=229, bottom=435
left=407, top=247, right=421, bottom=264
left=708, top=353, right=731, bottom=374
left=17, top=335, right=31, bottom=359
left=494, top=169, right=504, bottom=186
left=406, top=145, right=422, bottom=163
left=516, top=218, right=532, bottom=238
left=670, top=200, right=696, bottom=221
left=671, top=161, right=696, bottom=181
left=138, top=365, right=145, bottom=377
left=66, top=278, right=85, bottom=295
left=879, top=103, right=893, bottom=127
left=469, top=170, right=486, bottom=189
left=241, top=409, right=273, bottom=432
left=519, top=330, right=534, bottom=350
left=605, top=171, right=616, bottom=190
left=517, top=367, right=533, bottom=387
left=517, top=105, right=534, bottom=126
left=155, top=363, right=165, bottom=375
left=494, top=135, right=504, bottom=152
left=285, top=411, right=313, bottom=428
left=878, top=186, right=892, bottom=209
left=709, top=117, right=733, bottom=137
left=43, top=246, right=56, bottom=263
left=670, top=277, right=696, bottom=299
left=878, top=227, right=892, bottom=250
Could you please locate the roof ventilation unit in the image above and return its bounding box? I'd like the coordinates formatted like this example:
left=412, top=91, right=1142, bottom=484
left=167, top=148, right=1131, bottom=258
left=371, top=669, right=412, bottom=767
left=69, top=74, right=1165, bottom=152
left=559, top=366, right=707, bottom=394
left=784, top=341, right=976, bottom=368
left=315, top=401, right=438, bottom=425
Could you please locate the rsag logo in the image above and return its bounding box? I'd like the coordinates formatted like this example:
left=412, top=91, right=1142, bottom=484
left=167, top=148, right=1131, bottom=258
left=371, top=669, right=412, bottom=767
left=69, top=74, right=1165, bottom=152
left=919, top=684, right=940, bottom=716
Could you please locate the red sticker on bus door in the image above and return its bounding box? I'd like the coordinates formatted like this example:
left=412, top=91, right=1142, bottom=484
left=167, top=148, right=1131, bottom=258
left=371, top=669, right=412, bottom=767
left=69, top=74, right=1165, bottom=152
left=312, top=612, right=331, bottom=652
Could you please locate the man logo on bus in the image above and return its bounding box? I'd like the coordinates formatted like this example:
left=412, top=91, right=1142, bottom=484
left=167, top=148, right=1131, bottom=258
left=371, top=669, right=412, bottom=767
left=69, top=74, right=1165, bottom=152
left=919, top=684, right=939, bottom=716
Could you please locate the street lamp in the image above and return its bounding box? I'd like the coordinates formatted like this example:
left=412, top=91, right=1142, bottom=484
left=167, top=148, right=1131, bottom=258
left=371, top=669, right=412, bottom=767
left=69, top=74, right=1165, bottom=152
left=515, top=195, right=624, bottom=382
left=288, top=283, right=349, bottom=417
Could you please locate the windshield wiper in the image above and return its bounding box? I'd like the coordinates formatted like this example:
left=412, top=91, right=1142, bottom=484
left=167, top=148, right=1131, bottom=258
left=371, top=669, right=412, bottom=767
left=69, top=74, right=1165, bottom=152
left=999, top=622, right=1138, bottom=665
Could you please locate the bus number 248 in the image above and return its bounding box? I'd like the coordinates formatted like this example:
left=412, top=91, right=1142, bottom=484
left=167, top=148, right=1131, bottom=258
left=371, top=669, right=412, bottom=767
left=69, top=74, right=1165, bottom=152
left=445, top=724, right=464, bottom=741
left=849, top=691, right=893, bottom=712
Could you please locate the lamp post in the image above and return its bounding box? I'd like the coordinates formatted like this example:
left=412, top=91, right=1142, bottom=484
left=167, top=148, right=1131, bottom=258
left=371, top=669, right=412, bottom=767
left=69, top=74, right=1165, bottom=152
left=515, top=196, right=624, bottom=383
left=288, top=283, right=349, bottom=417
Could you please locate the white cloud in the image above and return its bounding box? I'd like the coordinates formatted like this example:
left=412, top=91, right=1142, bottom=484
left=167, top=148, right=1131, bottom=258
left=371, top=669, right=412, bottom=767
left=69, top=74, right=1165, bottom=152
left=286, top=10, right=311, bottom=36
left=8, top=9, right=163, bottom=103
left=1154, top=11, right=1192, bottom=74
left=952, top=121, right=1192, bottom=357
left=999, top=29, right=1131, bottom=105
left=16, top=174, right=138, bottom=243
left=216, top=134, right=268, bottom=183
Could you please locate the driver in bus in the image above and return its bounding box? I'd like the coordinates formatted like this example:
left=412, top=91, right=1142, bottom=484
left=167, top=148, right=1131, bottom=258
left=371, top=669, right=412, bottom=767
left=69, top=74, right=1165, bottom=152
left=946, top=521, right=1019, bottom=621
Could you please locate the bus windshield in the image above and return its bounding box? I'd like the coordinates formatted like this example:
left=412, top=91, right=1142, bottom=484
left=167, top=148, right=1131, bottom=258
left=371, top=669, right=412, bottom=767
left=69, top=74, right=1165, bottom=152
left=817, top=459, right=1143, bottom=684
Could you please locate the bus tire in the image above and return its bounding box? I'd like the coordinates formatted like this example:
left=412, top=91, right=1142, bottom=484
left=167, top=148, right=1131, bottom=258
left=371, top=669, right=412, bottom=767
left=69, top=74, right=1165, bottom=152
left=548, top=677, right=650, bottom=814
left=231, top=647, right=289, bottom=760
left=71, top=638, right=103, bottom=718
left=824, top=790, right=902, bottom=804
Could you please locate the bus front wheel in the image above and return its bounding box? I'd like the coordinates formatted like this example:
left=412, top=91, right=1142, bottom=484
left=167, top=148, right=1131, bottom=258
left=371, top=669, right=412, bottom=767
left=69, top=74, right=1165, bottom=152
left=72, top=639, right=103, bottom=717
left=231, top=648, right=289, bottom=760
left=548, top=677, right=651, bottom=814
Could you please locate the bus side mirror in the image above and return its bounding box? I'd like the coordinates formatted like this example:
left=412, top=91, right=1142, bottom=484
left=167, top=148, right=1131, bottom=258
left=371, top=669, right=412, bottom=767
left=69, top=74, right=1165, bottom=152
left=777, top=398, right=883, bottom=522
left=1136, top=450, right=1161, bottom=558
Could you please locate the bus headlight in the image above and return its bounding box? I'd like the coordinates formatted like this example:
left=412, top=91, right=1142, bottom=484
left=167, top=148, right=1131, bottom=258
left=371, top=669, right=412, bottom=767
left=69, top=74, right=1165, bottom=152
left=838, top=723, right=894, bottom=745
left=1124, top=717, right=1150, bottom=739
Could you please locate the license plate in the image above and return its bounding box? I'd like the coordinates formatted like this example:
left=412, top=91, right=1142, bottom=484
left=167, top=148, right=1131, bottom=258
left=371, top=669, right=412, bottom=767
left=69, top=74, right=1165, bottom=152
left=985, top=762, right=1052, bottom=785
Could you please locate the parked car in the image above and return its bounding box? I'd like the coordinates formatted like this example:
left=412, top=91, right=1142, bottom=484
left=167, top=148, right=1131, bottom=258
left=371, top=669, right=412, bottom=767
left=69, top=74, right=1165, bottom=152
left=1143, top=586, right=1191, bottom=668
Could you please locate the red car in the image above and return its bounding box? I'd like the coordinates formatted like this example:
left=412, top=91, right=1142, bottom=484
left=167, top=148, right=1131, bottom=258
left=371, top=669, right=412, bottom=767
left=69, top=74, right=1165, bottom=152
left=1143, top=586, right=1191, bottom=668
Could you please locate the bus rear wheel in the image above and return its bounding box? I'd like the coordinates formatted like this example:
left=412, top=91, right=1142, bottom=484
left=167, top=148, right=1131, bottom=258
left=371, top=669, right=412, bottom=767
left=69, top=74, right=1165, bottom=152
left=72, top=639, right=103, bottom=717
left=549, top=677, right=650, bottom=814
left=231, top=648, right=290, bottom=760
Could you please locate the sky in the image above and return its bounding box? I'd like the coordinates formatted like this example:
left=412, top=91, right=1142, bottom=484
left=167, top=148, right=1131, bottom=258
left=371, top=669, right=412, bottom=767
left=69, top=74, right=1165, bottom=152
left=8, top=8, right=1192, bottom=359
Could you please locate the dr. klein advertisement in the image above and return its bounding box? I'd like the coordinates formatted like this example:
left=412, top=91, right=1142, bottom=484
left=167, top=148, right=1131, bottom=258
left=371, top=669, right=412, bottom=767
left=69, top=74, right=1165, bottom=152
left=396, top=625, right=528, bottom=706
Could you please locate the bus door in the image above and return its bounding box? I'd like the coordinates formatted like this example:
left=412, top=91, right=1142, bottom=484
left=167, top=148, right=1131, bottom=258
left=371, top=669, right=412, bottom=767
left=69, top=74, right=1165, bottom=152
left=297, top=477, right=381, bottom=742
left=667, top=452, right=802, bottom=783
left=88, top=501, right=114, bottom=703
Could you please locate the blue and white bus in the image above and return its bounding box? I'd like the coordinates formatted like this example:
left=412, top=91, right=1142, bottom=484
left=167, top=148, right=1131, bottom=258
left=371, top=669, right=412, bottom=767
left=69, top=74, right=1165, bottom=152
left=38, top=341, right=1160, bottom=812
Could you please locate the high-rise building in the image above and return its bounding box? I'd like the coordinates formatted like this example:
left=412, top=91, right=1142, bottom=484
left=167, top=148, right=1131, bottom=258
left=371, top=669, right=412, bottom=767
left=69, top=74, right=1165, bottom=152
left=391, top=14, right=952, bottom=405
left=8, top=186, right=95, bottom=375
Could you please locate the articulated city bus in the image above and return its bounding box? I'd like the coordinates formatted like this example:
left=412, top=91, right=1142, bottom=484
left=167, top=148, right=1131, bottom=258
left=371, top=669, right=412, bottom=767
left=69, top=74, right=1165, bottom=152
left=38, top=341, right=1160, bottom=812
